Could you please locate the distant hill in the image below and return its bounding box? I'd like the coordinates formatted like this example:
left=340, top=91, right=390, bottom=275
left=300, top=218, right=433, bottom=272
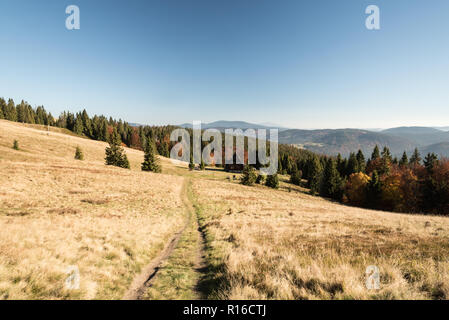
left=177, top=121, right=449, bottom=158
left=178, top=121, right=289, bottom=131
left=278, top=129, right=415, bottom=157
left=381, top=126, right=449, bottom=146
left=421, top=142, right=449, bottom=158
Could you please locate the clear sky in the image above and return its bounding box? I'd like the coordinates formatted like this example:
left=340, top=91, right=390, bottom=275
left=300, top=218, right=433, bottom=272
left=1, top=0, right=448, bottom=129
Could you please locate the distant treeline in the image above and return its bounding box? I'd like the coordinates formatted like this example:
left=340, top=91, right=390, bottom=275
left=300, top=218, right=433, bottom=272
left=0, top=97, right=177, bottom=157
left=0, top=97, right=312, bottom=164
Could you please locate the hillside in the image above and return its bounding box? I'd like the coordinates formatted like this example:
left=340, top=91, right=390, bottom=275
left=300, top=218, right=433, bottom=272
left=1, top=119, right=449, bottom=300
left=278, top=128, right=415, bottom=156
left=0, top=120, right=187, bottom=299
left=382, top=127, right=449, bottom=147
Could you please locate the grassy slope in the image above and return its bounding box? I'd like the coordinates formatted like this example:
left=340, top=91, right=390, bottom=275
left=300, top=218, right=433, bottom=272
left=190, top=177, right=449, bottom=299
left=0, top=120, right=186, bottom=299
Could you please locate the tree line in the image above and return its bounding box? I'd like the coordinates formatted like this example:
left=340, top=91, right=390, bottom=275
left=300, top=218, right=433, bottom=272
left=282, top=145, right=449, bottom=215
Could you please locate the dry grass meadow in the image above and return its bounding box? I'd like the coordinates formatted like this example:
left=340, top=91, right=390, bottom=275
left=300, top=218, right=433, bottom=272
left=191, top=179, right=449, bottom=300
left=1, top=119, right=449, bottom=300
left=0, top=120, right=186, bottom=299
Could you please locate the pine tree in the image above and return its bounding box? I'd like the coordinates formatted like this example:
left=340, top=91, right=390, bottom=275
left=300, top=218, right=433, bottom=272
left=347, top=152, right=359, bottom=175
left=380, top=147, right=392, bottom=175
left=371, top=145, right=380, bottom=161
left=356, top=150, right=366, bottom=173
left=424, top=153, right=438, bottom=174
left=290, top=168, right=302, bottom=186
left=265, top=173, right=279, bottom=189
left=141, top=140, right=161, bottom=173
left=105, top=128, right=130, bottom=169
left=367, top=170, right=382, bottom=209
left=399, top=151, right=408, bottom=167
left=321, top=158, right=343, bottom=200
left=409, top=148, right=422, bottom=166
left=241, top=165, right=257, bottom=186
left=308, top=156, right=323, bottom=195
left=74, top=146, right=84, bottom=160
left=13, top=140, right=19, bottom=150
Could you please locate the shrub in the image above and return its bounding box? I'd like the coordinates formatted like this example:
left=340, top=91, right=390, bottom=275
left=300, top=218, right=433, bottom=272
left=256, top=174, right=265, bottom=184
left=241, top=165, right=257, bottom=186
left=13, top=140, right=19, bottom=150
left=74, top=146, right=84, bottom=160
left=290, top=169, right=302, bottom=186
left=265, top=174, right=279, bottom=189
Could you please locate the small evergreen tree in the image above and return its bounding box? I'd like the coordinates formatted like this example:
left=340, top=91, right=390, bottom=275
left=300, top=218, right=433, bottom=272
left=409, top=148, right=422, bottom=166
left=105, top=128, right=130, bottom=169
left=367, top=170, right=382, bottom=209
left=321, top=158, right=343, bottom=200
left=290, top=169, right=302, bottom=186
left=371, top=145, right=380, bottom=161
left=399, top=151, right=408, bottom=167
left=13, top=140, right=19, bottom=150
left=356, top=150, right=366, bottom=173
left=74, top=146, right=84, bottom=160
left=241, top=165, right=257, bottom=186
left=265, top=173, right=279, bottom=189
left=141, top=140, right=161, bottom=173
left=308, top=156, right=323, bottom=195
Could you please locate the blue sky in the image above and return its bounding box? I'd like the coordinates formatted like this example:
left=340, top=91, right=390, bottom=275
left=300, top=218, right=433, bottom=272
left=0, top=0, right=448, bottom=129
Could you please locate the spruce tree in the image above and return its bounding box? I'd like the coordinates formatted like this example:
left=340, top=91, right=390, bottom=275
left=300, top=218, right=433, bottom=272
left=356, top=150, right=366, bottom=173
left=265, top=173, right=279, bottom=189
left=13, top=140, right=19, bottom=150
left=105, top=128, right=130, bottom=169
left=74, top=146, right=84, bottom=160
left=409, top=148, right=422, bottom=165
left=371, top=145, right=380, bottom=161
left=321, top=158, right=342, bottom=200
left=399, top=152, right=408, bottom=167
left=380, top=147, right=392, bottom=175
left=347, top=152, right=359, bottom=175
left=141, top=140, right=161, bottom=173
left=308, top=156, right=323, bottom=195
left=367, top=170, right=382, bottom=209
left=290, top=168, right=302, bottom=186
left=241, top=165, right=257, bottom=186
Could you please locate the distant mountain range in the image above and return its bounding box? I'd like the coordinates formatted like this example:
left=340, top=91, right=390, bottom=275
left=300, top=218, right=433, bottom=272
left=178, top=120, right=290, bottom=131
left=179, top=122, right=449, bottom=158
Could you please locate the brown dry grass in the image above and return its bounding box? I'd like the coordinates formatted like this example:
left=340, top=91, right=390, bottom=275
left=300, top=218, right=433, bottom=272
left=0, top=120, right=185, bottom=299
left=191, top=178, right=449, bottom=300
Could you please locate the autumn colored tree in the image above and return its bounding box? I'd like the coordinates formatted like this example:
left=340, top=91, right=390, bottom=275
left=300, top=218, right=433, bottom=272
left=344, top=172, right=370, bottom=207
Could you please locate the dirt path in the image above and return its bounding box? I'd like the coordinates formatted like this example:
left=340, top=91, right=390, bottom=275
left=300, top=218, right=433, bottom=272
left=122, top=178, right=207, bottom=300
left=122, top=178, right=191, bottom=300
